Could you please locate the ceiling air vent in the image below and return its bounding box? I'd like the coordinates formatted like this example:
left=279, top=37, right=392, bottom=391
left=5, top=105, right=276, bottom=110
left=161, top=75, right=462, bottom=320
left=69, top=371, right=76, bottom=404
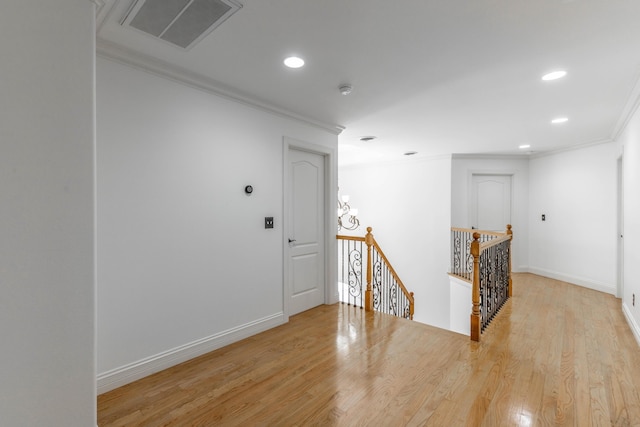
left=121, top=0, right=242, bottom=49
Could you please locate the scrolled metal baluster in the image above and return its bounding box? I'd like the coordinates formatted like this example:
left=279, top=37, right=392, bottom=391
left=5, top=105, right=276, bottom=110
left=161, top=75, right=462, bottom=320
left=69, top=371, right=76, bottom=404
left=453, top=234, right=462, bottom=274
left=385, top=264, right=390, bottom=315
left=465, top=233, right=474, bottom=280
left=402, top=292, right=409, bottom=319
left=389, top=280, right=398, bottom=316
left=347, top=248, right=363, bottom=301
left=373, top=258, right=382, bottom=310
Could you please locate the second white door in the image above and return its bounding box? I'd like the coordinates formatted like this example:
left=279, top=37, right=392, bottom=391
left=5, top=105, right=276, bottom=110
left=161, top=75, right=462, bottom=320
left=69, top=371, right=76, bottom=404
left=471, top=174, right=512, bottom=231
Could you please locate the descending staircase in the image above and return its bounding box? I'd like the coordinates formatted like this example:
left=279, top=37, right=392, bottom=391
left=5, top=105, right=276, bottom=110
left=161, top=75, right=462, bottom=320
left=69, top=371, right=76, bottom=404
left=337, top=227, right=414, bottom=320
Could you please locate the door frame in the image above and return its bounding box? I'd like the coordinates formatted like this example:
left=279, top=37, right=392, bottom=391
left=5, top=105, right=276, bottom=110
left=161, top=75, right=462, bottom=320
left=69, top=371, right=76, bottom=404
left=283, top=136, right=337, bottom=320
left=617, top=154, right=624, bottom=299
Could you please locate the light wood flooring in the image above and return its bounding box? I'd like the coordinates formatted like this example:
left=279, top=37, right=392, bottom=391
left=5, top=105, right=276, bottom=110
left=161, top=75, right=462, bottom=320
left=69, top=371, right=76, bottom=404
left=98, top=274, right=640, bottom=426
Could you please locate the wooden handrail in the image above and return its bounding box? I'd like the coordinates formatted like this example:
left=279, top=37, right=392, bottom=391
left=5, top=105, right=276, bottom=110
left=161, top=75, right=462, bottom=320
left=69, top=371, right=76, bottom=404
left=336, top=234, right=366, bottom=242
left=479, top=234, right=512, bottom=251
left=451, top=227, right=505, bottom=237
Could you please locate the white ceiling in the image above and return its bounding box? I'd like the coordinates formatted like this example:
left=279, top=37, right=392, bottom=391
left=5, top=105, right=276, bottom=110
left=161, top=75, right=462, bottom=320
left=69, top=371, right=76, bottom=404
left=96, top=0, right=640, bottom=166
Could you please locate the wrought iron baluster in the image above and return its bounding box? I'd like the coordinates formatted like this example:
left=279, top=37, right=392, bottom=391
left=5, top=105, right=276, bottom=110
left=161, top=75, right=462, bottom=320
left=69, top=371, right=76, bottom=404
left=340, top=229, right=414, bottom=320
left=347, top=243, right=363, bottom=307
left=389, top=268, right=394, bottom=315
left=372, top=250, right=381, bottom=311
left=465, top=235, right=473, bottom=280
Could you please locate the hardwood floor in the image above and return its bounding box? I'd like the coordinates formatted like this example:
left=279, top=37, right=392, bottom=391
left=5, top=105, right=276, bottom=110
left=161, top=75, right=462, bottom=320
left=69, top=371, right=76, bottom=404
left=98, top=274, right=640, bottom=426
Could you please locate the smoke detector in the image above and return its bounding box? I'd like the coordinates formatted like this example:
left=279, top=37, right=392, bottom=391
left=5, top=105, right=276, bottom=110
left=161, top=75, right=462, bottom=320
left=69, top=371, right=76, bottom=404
left=339, top=84, right=353, bottom=96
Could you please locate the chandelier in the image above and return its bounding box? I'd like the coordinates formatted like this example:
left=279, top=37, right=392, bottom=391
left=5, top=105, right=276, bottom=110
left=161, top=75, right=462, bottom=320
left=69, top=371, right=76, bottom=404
left=337, top=193, right=360, bottom=231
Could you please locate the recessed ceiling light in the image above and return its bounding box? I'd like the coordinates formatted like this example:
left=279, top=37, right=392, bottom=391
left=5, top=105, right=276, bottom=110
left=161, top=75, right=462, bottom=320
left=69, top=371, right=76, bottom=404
left=542, top=70, right=567, bottom=81
left=519, top=144, right=531, bottom=149
left=404, top=151, right=417, bottom=156
left=551, top=117, right=569, bottom=124
left=284, top=56, right=304, bottom=68
left=359, top=136, right=376, bottom=142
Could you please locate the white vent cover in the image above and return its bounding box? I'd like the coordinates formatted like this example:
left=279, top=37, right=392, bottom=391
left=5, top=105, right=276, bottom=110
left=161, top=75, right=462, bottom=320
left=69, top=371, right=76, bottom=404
left=121, top=0, right=242, bottom=49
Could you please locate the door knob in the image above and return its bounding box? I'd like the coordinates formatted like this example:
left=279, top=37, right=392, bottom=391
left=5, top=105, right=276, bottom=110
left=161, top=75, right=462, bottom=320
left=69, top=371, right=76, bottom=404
left=288, top=238, right=296, bottom=243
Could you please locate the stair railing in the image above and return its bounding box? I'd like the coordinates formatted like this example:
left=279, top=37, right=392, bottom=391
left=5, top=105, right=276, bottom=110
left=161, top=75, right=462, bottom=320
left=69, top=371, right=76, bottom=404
left=337, top=227, right=414, bottom=320
left=450, top=225, right=513, bottom=341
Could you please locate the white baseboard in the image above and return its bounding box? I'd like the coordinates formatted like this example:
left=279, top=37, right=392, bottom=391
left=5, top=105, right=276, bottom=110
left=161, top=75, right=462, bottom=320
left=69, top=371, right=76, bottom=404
left=526, top=267, right=616, bottom=295
left=513, top=265, right=528, bottom=273
left=97, top=312, right=286, bottom=394
left=622, top=302, right=640, bottom=348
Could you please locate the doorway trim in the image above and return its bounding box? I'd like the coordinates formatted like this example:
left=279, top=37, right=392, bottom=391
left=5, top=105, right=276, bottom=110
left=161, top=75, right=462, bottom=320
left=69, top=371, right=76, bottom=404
left=617, top=154, right=624, bottom=299
left=283, top=136, right=337, bottom=321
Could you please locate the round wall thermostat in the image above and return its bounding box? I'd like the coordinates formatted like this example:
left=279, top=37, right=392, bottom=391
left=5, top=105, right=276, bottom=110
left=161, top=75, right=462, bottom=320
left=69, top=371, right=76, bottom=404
left=245, top=185, right=253, bottom=194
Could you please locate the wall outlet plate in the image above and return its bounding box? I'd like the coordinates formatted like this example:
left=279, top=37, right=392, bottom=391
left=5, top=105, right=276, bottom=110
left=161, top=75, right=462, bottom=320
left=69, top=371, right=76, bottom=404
left=265, top=217, right=274, bottom=229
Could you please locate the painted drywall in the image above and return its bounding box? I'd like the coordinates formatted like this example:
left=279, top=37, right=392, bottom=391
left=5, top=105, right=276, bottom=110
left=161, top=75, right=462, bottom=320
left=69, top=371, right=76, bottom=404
left=96, top=58, right=338, bottom=391
left=0, top=2, right=96, bottom=426
left=528, top=143, right=618, bottom=294
left=617, top=102, right=640, bottom=342
left=449, top=276, right=471, bottom=335
left=451, top=156, right=530, bottom=272
left=338, top=156, right=452, bottom=329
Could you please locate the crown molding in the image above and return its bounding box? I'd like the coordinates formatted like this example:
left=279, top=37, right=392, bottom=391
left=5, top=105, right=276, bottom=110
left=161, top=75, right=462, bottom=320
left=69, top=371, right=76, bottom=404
left=343, top=139, right=615, bottom=168
left=528, top=138, right=613, bottom=159
left=96, top=39, right=345, bottom=136
left=95, top=0, right=116, bottom=32
left=611, top=67, right=640, bottom=141
left=452, top=138, right=614, bottom=161
left=451, top=153, right=531, bottom=161
left=92, top=0, right=106, bottom=20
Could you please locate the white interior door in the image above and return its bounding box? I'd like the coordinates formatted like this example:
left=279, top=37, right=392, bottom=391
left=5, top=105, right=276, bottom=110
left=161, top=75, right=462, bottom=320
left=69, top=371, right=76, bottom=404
left=471, top=174, right=512, bottom=231
left=288, top=148, right=325, bottom=315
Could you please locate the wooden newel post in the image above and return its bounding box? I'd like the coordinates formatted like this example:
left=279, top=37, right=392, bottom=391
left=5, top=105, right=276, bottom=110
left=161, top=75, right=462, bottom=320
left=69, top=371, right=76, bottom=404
left=364, top=227, right=374, bottom=312
left=470, top=232, right=481, bottom=342
left=409, top=292, right=415, bottom=320
left=506, top=224, right=513, bottom=298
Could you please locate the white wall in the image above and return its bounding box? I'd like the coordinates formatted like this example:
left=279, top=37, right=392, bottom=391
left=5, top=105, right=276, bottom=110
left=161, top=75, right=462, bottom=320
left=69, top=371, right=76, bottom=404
left=0, top=2, right=96, bottom=426
left=338, top=156, right=452, bottom=329
left=451, top=156, right=530, bottom=271
left=528, top=143, right=618, bottom=294
left=96, top=58, right=338, bottom=391
left=617, top=102, right=640, bottom=343
left=449, top=276, right=471, bottom=335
